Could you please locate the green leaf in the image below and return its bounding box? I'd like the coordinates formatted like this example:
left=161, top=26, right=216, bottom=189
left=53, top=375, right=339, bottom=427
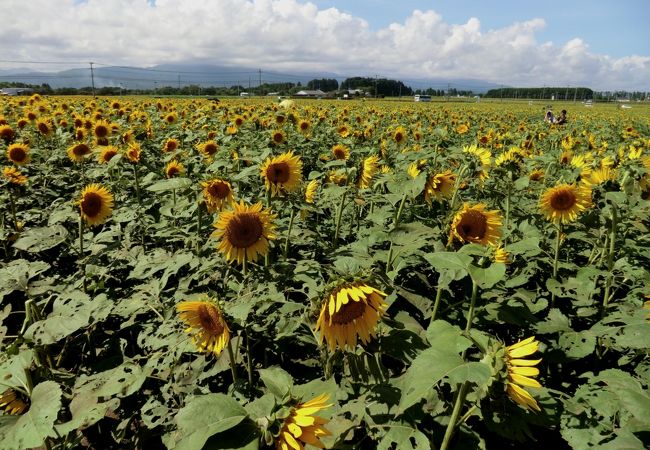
left=423, top=251, right=471, bottom=286
left=399, top=321, right=473, bottom=413
left=146, top=177, right=193, bottom=192
left=0, top=381, right=62, bottom=449
left=12, top=225, right=68, bottom=252
left=172, top=394, right=248, bottom=450
left=377, top=423, right=430, bottom=449
left=468, top=262, right=506, bottom=289
left=0, top=259, right=50, bottom=298
left=258, top=366, right=293, bottom=399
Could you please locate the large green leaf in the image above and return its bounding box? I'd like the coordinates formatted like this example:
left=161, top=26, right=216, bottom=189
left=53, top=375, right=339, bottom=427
left=0, top=259, right=50, bottom=298
left=12, top=225, right=68, bottom=252
left=171, top=394, right=248, bottom=450
left=258, top=366, right=293, bottom=399
left=377, top=423, right=430, bottom=450
left=0, top=381, right=62, bottom=449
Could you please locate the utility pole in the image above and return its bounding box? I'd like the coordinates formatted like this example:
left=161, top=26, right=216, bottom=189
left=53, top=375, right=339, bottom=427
left=89, top=62, right=96, bottom=97
left=573, top=87, right=578, bottom=102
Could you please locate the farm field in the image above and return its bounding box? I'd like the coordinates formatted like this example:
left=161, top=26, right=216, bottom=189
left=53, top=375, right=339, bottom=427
left=1, top=95, right=649, bottom=450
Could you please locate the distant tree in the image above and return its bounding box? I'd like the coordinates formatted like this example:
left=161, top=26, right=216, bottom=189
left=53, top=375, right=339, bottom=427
left=306, top=78, right=339, bottom=91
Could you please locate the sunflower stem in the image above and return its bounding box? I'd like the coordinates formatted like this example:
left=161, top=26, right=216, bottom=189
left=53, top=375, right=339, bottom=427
left=245, top=329, right=254, bottom=393
left=449, top=165, right=468, bottom=213
left=504, top=184, right=512, bottom=243
left=196, top=194, right=203, bottom=256
left=464, top=278, right=479, bottom=332
left=333, top=190, right=348, bottom=246
left=550, top=223, right=563, bottom=308
left=78, top=216, right=87, bottom=293
left=386, top=193, right=408, bottom=273
left=430, top=284, right=444, bottom=322
left=133, top=164, right=141, bottom=206
left=601, top=203, right=617, bottom=317
left=440, top=381, right=470, bottom=450
left=226, top=338, right=238, bottom=386
left=283, top=206, right=296, bottom=260
left=8, top=188, right=18, bottom=231
left=18, top=299, right=33, bottom=337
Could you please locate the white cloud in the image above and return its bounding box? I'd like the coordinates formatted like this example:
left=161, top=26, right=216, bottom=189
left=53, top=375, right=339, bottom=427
left=0, top=0, right=648, bottom=90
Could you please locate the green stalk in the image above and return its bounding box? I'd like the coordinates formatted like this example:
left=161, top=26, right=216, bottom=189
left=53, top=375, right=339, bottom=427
left=504, top=185, right=511, bottom=242
left=440, top=278, right=479, bottom=450
left=133, top=164, right=141, bottom=206
left=430, top=285, right=444, bottom=323
left=386, top=193, right=408, bottom=272
left=283, top=206, right=296, bottom=259
left=226, top=338, right=238, bottom=385
left=79, top=216, right=87, bottom=293
left=265, top=189, right=272, bottom=266
left=602, top=203, right=617, bottom=316
left=245, top=329, right=254, bottom=391
left=333, top=190, right=348, bottom=246
left=550, top=223, right=563, bottom=309
left=196, top=194, right=203, bottom=256
left=449, top=165, right=468, bottom=213
left=8, top=188, right=18, bottom=231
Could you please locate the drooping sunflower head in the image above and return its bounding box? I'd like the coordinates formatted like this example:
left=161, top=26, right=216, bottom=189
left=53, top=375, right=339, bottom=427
left=463, top=144, right=491, bottom=180
left=3, top=166, right=28, bottom=185
left=393, top=126, right=407, bottom=145
left=78, top=184, right=114, bottom=226
left=0, top=389, right=29, bottom=415
left=260, top=151, right=303, bottom=196
left=36, top=118, right=53, bottom=137
left=126, top=143, right=141, bottom=163
left=450, top=203, right=503, bottom=246
left=331, top=144, right=350, bottom=161
left=97, top=146, right=120, bottom=164
left=201, top=178, right=234, bottom=213
left=539, top=183, right=591, bottom=224
left=504, top=337, right=542, bottom=412
left=315, top=282, right=388, bottom=351
left=197, top=140, right=219, bottom=159
left=357, top=154, right=380, bottom=189
left=212, top=200, right=277, bottom=265
left=6, top=143, right=30, bottom=165
left=275, top=394, right=332, bottom=450
left=176, top=300, right=230, bottom=356
left=165, top=160, right=185, bottom=178
left=529, top=169, right=545, bottom=181
left=67, top=143, right=92, bottom=162
left=304, top=179, right=320, bottom=204
left=424, top=171, right=456, bottom=204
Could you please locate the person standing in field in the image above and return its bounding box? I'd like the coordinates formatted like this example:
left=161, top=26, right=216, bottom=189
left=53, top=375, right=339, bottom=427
left=544, top=110, right=555, bottom=123
left=555, top=109, right=567, bottom=124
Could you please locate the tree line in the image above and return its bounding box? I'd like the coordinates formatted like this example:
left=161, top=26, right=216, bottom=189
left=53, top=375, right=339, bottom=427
left=484, top=87, right=594, bottom=100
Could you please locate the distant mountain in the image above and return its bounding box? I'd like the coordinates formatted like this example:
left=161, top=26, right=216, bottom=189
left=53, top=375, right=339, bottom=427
left=0, top=63, right=501, bottom=93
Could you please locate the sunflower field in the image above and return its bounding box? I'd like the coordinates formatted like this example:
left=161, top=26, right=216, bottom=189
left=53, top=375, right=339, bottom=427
left=1, top=94, right=649, bottom=450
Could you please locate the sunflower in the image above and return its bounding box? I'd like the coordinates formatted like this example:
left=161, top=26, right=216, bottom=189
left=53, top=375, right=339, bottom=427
left=162, top=138, right=180, bottom=153
left=165, top=160, right=185, bottom=178
left=212, top=200, right=276, bottom=264
left=315, top=282, right=388, bottom=351
left=456, top=124, right=469, bottom=134
left=67, top=143, right=92, bottom=162
left=463, top=144, right=491, bottom=180
left=297, top=119, right=311, bottom=134
left=331, top=144, right=350, bottom=161
left=97, top=146, right=119, bottom=164
left=493, top=244, right=510, bottom=264
left=305, top=179, right=319, bottom=204
left=450, top=203, right=503, bottom=246
left=197, top=140, right=219, bottom=159
left=393, top=126, right=407, bottom=145
left=202, top=179, right=234, bottom=212
left=126, top=143, right=141, bottom=163
left=357, top=155, right=379, bottom=189
left=271, top=129, right=286, bottom=145
left=529, top=169, right=545, bottom=181
left=275, top=394, right=332, bottom=450
left=164, top=112, right=177, bottom=124
left=0, top=124, right=15, bottom=142
left=260, top=151, right=303, bottom=196
left=6, top=143, right=30, bottom=165
left=424, top=171, right=456, bottom=204
left=35, top=118, right=53, bottom=137
left=337, top=125, right=350, bottom=138
left=93, top=120, right=111, bottom=140
left=505, top=337, right=542, bottom=412
left=3, top=166, right=27, bottom=185
left=328, top=169, right=348, bottom=186
left=176, top=300, right=230, bottom=356
left=78, top=184, right=114, bottom=226
left=0, top=389, right=29, bottom=415
left=539, top=183, right=591, bottom=224
left=585, top=166, right=615, bottom=185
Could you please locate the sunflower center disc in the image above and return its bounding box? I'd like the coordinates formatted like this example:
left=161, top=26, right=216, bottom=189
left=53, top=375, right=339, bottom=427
left=74, top=144, right=90, bottom=156
left=204, top=144, right=218, bottom=155
left=334, top=149, right=346, bottom=159
left=10, top=148, right=26, bottom=162
left=273, top=133, right=284, bottom=143
left=226, top=212, right=264, bottom=248
left=95, top=126, right=108, bottom=138
left=267, top=162, right=290, bottom=183
left=549, top=190, right=576, bottom=211
left=197, top=304, right=224, bottom=336
left=81, top=193, right=103, bottom=218
left=457, top=210, right=488, bottom=241
left=208, top=182, right=230, bottom=199
left=331, top=300, right=366, bottom=325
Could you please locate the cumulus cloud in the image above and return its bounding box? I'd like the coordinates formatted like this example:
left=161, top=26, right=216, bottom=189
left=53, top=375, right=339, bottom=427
left=0, top=0, right=647, bottom=90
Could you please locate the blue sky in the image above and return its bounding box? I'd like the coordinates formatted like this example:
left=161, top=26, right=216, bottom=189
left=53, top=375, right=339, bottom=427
left=313, top=0, right=650, bottom=57
left=2, top=0, right=649, bottom=90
